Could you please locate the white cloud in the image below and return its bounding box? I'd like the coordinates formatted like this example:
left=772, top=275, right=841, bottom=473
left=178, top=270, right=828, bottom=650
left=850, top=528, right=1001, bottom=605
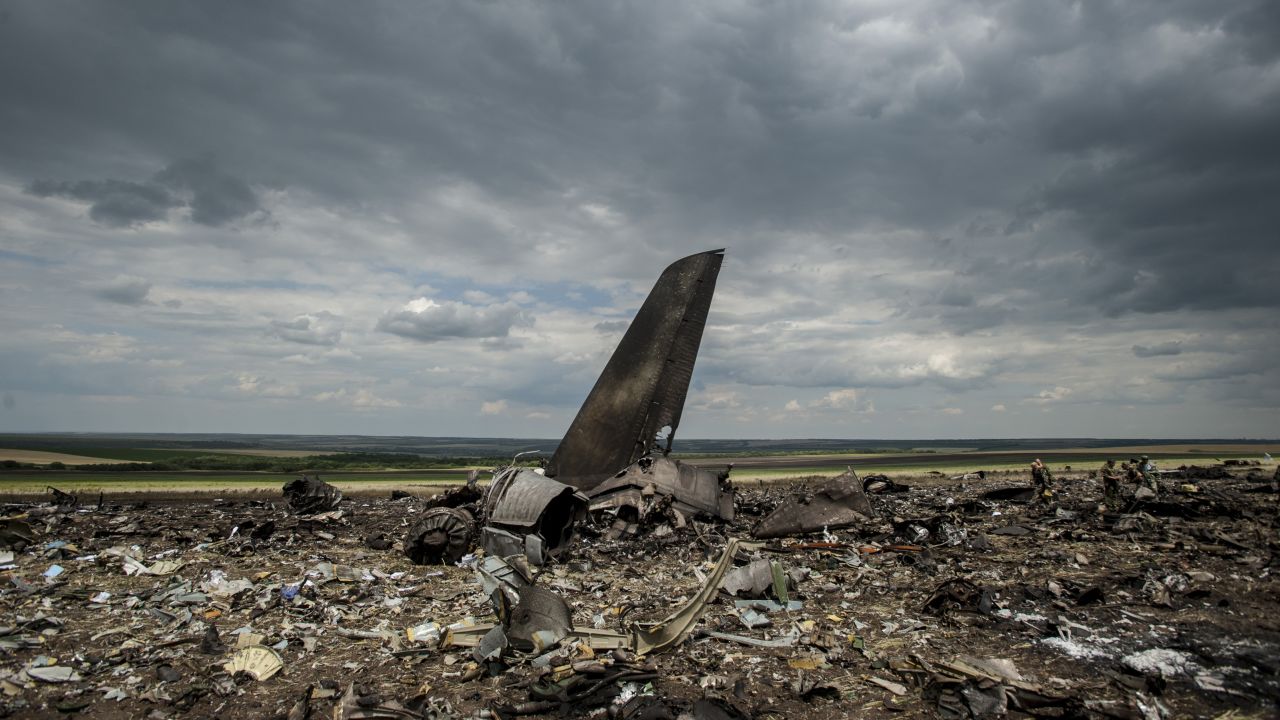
left=312, top=387, right=401, bottom=408
left=377, top=298, right=525, bottom=343
left=234, top=373, right=300, bottom=398
left=1029, top=386, right=1074, bottom=404
left=480, top=399, right=509, bottom=415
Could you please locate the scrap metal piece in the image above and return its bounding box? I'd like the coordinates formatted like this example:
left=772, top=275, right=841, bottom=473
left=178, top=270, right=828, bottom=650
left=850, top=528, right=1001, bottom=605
left=506, top=586, right=572, bottom=653
left=588, top=455, right=734, bottom=525
left=0, top=519, right=35, bottom=550
left=404, top=507, right=475, bottom=565
left=483, top=467, right=586, bottom=564
left=980, top=487, right=1037, bottom=503
left=282, top=474, right=343, bottom=515
left=752, top=469, right=874, bottom=539
left=223, top=645, right=284, bottom=681
left=46, top=486, right=78, bottom=507
left=721, top=559, right=774, bottom=598
left=548, top=250, right=725, bottom=490
left=632, top=538, right=750, bottom=655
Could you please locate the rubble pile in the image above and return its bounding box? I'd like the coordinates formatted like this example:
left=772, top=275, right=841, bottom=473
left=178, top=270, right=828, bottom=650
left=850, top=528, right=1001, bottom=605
left=1, top=464, right=1278, bottom=719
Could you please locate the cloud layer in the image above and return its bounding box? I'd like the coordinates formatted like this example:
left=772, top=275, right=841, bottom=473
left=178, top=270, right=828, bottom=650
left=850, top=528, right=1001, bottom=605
left=1, top=1, right=1277, bottom=438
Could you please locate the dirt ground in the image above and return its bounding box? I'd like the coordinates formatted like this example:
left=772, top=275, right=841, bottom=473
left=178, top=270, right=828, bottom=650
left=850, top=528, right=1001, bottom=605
left=1, top=464, right=1277, bottom=719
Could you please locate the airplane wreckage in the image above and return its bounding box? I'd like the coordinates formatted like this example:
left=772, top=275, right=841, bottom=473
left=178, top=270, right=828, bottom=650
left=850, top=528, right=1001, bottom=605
left=386, top=249, right=873, bottom=568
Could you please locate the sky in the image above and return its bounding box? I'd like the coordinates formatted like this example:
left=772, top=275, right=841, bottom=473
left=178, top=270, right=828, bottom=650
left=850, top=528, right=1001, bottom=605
left=1, top=1, right=1278, bottom=440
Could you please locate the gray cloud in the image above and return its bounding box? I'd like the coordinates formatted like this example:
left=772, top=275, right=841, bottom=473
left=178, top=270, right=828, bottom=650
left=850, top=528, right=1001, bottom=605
left=25, top=157, right=259, bottom=228
left=376, top=300, right=524, bottom=343
left=27, top=178, right=176, bottom=227
left=1133, top=342, right=1184, bottom=358
left=269, top=312, right=342, bottom=346
left=593, top=320, right=628, bottom=333
left=93, top=275, right=152, bottom=305
left=154, top=156, right=261, bottom=227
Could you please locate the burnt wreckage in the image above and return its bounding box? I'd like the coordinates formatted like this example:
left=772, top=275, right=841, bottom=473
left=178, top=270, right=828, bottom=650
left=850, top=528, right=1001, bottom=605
left=404, top=249, right=733, bottom=565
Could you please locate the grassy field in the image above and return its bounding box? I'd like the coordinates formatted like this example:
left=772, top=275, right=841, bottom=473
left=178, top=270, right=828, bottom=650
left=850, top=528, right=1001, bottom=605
left=2, top=443, right=1270, bottom=497
left=0, top=469, right=475, bottom=495
left=0, top=447, right=259, bottom=463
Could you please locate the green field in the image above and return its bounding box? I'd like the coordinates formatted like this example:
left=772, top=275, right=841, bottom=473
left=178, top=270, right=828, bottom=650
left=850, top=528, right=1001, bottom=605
left=22, top=447, right=254, bottom=462
left=0, top=469, right=474, bottom=495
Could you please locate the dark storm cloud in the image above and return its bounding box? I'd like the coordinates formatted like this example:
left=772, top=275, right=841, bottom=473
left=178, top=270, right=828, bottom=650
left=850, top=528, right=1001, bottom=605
left=26, top=178, right=176, bottom=228
left=2, top=1, right=1279, bottom=435
left=7, top=1, right=1277, bottom=295
left=25, top=157, right=261, bottom=228
left=154, top=157, right=261, bottom=227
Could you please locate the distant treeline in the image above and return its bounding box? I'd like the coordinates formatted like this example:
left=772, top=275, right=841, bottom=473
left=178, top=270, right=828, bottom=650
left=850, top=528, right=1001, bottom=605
left=5, top=433, right=1276, bottom=459
left=1, top=453, right=515, bottom=473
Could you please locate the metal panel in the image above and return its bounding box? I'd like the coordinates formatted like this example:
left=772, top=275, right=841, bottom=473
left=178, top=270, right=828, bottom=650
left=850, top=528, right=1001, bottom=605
left=587, top=456, right=733, bottom=520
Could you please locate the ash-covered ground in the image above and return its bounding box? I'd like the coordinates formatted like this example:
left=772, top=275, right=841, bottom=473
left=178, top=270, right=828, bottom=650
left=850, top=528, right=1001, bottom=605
left=2, top=465, right=1278, bottom=719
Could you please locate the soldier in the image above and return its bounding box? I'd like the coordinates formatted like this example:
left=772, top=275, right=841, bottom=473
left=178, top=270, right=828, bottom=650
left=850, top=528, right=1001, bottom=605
left=1100, top=459, right=1121, bottom=508
left=1137, top=455, right=1158, bottom=491
left=1030, top=458, right=1054, bottom=503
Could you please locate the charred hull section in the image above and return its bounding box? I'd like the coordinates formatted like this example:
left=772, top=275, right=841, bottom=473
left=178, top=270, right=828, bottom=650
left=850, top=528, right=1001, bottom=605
left=752, top=469, right=875, bottom=539
left=482, top=467, right=587, bottom=564
left=587, top=455, right=734, bottom=537
left=282, top=475, right=343, bottom=515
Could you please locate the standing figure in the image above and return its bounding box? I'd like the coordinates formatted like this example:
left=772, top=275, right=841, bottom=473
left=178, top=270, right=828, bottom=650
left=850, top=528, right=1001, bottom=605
left=1137, top=455, right=1159, bottom=493
left=1030, top=458, right=1054, bottom=503
left=1100, top=459, right=1121, bottom=508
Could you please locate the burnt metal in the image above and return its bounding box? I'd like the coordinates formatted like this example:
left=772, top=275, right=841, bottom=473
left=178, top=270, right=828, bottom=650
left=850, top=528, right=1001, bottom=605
left=405, top=507, right=475, bottom=565
left=980, top=486, right=1037, bottom=503
left=547, top=250, right=724, bottom=491
left=282, top=475, right=343, bottom=515
left=588, top=455, right=734, bottom=522
left=752, top=469, right=874, bottom=539
left=47, top=486, right=78, bottom=507
left=506, top=586, right=572, bottom=653
left=863, top=474, right=909, bottom=494
left=923, top=578, right=993, bottom=616
left=425, top=470, right=483, bottom=509
left=483, top=467, right=586, bottom=564
left=0, top=518, right=35, bottom=550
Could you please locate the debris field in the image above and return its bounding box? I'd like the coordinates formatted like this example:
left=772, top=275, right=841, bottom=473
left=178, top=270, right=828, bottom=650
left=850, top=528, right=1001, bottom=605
left=2, top=462, right=1278, bottom=720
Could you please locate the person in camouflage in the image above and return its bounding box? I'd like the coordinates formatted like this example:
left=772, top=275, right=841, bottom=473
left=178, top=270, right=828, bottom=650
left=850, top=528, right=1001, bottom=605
left=1137, top=455, right=1159, bottom=492
left=1100, top=459, right=1121, bottom=508
left=1030, top=458, right=1054, bottom=503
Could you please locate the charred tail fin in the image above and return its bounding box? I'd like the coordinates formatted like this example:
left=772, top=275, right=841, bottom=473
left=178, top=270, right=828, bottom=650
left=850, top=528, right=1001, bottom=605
left=547, top=249, right=724, bottom=490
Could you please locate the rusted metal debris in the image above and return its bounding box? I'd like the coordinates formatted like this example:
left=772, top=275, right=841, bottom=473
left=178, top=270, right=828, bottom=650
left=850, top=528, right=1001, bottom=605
left=281, top=474, right=343, bottom=515
left=752, top=468, right=875, bottom=539
left=547, top=250, right=725, bottom=491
